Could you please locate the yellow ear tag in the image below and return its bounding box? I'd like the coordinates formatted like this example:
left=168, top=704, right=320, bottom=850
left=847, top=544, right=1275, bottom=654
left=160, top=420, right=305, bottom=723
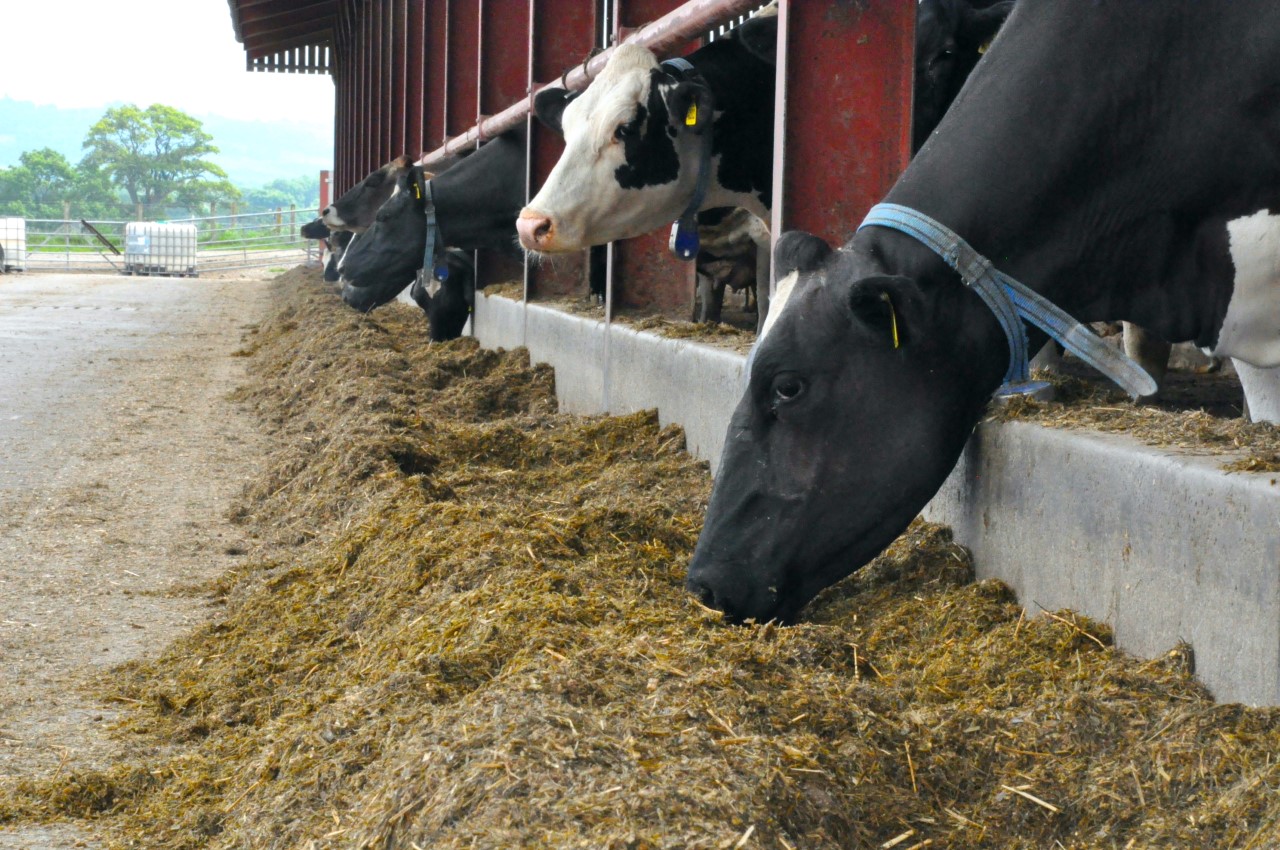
left=978, top=39, right=992, bottom=54
left=881, top=291, right=900, bottom=349
left=412, top=182, right=421, bottom=200
left=685, top=102, right=698, bottom=127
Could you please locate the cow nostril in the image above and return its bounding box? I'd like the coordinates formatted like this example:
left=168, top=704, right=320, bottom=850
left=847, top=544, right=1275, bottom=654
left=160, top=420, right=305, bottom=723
left=534, top=219, right=551, bottom=241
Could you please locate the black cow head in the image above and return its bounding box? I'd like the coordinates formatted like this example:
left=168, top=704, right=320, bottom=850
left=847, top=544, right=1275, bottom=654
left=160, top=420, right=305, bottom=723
left=337, top=166, right=433, bottom=289
left=913, top=0, right=1014, bottom=153
left=685, top=231, right=1006, bottom=624
left=409, top=249, right=476, bottom=342
left=323, top=229, right=355, bottom=283
left=518, top=43, right=717, bottom=253
left=321, top=155, right=414, bottom=232
left=300, top=217, right=331, bottom=240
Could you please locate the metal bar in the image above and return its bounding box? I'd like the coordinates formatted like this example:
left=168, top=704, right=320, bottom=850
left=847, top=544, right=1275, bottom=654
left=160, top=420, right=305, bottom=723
left=446, top=0, right=480, bottom=138
left=391, top=0, right=407, bottom=157
left=522, top=0, right=599, bottom=299
left=406, top=0, right=426, bottom=159
left=771, top=1, right=913, bottom=254
left=421, top=0, right=764, bottom=164
left=79, top=220, right=120, bottom=255
left=425, top=0, right=448, bottom=147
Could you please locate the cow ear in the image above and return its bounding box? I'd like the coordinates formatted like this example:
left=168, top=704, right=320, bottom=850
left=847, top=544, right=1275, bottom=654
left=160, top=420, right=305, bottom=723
left=733, top=6, right=778, bottom=66
left=774, top=231, right=832, bottom=278
left=665, top=81, right=714, bottom=133
left=958, top=1, right=1013, bottom=51
left=847, top=276, right=915, bottom=349
left=534, top=87, right=578, bottom=135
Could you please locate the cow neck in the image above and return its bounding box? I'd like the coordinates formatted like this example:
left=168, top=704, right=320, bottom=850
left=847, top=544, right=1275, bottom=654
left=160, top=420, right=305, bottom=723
left=412, top=169, right=448, bottom=283
left=860, top=204, right=1157, bottom=398
left=661, top=57, right=714, bottom=261
left=426, top=129, right=528, bottom=256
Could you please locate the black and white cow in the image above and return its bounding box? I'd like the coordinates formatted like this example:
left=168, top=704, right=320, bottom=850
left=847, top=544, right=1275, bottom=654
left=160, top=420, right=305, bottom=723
left=320, top=155, right=414, bottom=233
left=408, top=249, right=476, bottom=342
left=686, top=0, right=1280, bottom=625
left=517, top=9, right=777, bottom=254
left=337, top=128, right=529, bottom=289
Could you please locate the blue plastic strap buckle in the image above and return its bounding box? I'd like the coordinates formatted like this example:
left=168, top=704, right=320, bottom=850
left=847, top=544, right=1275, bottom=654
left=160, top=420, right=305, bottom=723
left=669, top=216, right=700, bottom=260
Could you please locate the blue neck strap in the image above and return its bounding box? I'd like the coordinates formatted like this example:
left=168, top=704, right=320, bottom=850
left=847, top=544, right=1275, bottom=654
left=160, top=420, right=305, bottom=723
left=661, top=57, right=713, bottom=261
left=859, top=203, right=1156, bottom=398
left=413, top=169, right=449, bottom=282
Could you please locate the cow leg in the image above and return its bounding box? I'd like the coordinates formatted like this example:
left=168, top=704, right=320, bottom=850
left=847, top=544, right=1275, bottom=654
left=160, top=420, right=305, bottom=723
left=1234, top=360, right=1280, bottom=423
left=694, top=273, right=713, bottom=322
left=754, top=241, right=771, bottom=335
left=1122, top=322, right=1171, bottom=397
left=705, top=278, right=727, bottom=324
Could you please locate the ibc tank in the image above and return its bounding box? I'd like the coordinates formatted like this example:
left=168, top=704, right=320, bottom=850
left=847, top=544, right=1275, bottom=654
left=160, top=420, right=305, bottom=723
left=124, top=222, right=197, bottom=276
left=0, top=217, right=26, bottom=272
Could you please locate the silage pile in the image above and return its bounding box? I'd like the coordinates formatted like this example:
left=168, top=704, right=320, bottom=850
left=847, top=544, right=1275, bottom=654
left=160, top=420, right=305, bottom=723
left=4, top=266, right=1280, bottom=849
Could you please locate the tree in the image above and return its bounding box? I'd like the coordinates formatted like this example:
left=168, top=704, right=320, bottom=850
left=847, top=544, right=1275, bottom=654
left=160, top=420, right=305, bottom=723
left=0, top=148, right=77, bottom=215
left=82, top=104, right=234, bottom=208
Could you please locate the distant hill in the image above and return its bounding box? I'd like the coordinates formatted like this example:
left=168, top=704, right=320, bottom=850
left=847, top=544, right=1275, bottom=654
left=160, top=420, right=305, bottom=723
left=0, top=98, right=333, bottom=190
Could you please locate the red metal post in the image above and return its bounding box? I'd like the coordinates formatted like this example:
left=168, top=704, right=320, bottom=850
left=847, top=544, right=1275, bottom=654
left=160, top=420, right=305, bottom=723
left=611, top=0, right=697, bottom=316
left=771, top=1, right=914, bottom=266
left=446, top=1, right=480, bottom=139
left=524, top=0, right=599, bottom=299
left=424, top=0, right=448, bottom=149
left=406, top=0, right=426, bottom=159
left=391, top=0, right=408, bottom=159
left=474, top=0, right=531, bottom=289
left=319, top=170, right=331, bottom=212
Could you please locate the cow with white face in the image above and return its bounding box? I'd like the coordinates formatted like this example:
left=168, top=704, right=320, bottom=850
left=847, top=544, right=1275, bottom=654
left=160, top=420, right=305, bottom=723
left=518, top=10, right=777, bottom=255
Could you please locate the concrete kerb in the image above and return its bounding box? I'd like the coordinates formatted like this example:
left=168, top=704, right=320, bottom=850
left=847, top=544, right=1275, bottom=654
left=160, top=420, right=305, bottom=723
left=472, top=289, right=1280, bottom=706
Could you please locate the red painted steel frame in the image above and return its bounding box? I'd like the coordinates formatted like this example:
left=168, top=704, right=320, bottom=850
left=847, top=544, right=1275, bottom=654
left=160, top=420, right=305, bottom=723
left=425, top=1, right=448, bottom=149
left=391, top=0, right=408, bottom=159
left=474, top=0, right=530, bottom=288
left=446, top=1, right=480, bottom=138
left=610, top=0, right=696, bottom=315
left=525, top=0, right=599, bottom=299
left=406, top=0, right=426, bottom=159
left=771, top=1, right=914, bottom=266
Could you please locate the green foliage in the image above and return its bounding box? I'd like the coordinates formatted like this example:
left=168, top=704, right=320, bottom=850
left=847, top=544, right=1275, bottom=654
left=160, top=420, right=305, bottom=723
left=239, top=175, right=320, bottom=214
left=81, top=104, right=240, bottom=209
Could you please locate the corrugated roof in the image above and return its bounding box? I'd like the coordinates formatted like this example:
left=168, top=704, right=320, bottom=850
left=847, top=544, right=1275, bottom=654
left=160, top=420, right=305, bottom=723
left=227, top=0, right=338, bottom=74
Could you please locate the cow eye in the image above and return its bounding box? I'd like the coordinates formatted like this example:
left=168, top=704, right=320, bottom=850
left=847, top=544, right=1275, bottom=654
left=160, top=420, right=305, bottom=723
left=770, top=372, right=806, bottom=405
left=614, top=122, right=637, bottom=142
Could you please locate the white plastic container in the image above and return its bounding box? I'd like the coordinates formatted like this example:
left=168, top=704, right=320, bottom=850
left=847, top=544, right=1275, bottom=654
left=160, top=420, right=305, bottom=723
left=0, top=217, right=26, bottom=272
left=123, top=222, right=197, bottom=277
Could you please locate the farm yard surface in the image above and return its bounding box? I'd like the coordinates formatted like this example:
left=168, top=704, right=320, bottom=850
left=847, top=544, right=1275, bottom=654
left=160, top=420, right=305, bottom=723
left=3, top=267, right=1280, bottom=848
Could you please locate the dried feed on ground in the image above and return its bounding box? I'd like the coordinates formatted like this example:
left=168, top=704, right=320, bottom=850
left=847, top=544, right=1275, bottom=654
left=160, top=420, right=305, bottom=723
left=3, top=267, right=1280, bottom=849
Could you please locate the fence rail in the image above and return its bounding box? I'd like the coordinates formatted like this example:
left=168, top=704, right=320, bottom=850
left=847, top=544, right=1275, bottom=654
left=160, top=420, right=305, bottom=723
left=2, top=210, right=320, bottom=275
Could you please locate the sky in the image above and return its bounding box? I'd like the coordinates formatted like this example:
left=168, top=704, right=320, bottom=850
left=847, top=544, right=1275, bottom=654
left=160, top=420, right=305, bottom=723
left=0, top=0, right=334, bottom=131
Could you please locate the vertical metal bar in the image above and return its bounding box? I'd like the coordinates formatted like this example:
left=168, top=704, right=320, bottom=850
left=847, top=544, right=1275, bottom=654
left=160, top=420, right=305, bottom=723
left=446, top=0, right=480, bottom=138
left=610, top=0, right=692, bottom=316
left=424, top=0, right=448, bottom=151
left=391, top=0, right=408, bottom=158
left=407, top=0, right=426, bottom=159
left=524, top=0, right=599, bottom=300
left=474, top=0, right=529, bottom=290
left=772, top=1, right=913, bottom=252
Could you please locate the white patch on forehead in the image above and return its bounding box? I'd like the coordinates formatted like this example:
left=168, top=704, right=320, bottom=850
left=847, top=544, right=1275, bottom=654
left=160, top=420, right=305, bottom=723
left=563, top=43, right=659, bottom=149
left=756, top=270, right=801, bottom=345
left=1212, top=210, right=1280, bottom=367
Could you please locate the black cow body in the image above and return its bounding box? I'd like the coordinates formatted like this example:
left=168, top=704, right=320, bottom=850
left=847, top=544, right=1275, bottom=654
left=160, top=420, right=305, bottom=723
left=338, top=128, right=528, bottom=289
left=687, top=0, right=1280, bottom=624
left=913, top=0, right=1014, bottom=153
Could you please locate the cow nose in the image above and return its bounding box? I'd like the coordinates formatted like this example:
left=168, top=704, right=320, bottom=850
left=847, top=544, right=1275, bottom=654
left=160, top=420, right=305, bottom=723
left=686, top=576, right=749, bottom=624
left=516, top=211, right=555, bottom=250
